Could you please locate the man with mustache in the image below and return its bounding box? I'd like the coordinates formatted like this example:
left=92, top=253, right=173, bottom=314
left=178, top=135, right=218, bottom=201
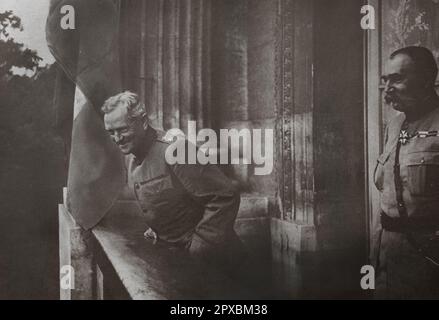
left=373, top=46, right=439, bottom=298
left=102, top=91, right=244, bottom=269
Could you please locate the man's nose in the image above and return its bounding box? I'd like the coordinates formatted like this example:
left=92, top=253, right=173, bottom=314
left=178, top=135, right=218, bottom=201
left=384, top=80, right=394, bottom=94
left=113, top=131, right=124, bottom=143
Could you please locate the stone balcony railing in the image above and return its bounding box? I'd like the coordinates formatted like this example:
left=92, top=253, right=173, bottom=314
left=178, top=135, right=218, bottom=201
left=58, top=192, right=273, bottom=300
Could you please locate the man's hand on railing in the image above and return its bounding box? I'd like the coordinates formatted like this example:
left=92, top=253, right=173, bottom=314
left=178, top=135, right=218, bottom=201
left=143, top=227, right=158, bottom=245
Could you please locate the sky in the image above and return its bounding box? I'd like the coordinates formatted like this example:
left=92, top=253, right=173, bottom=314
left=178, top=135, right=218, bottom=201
left=0, top=0, right=55, bottom=72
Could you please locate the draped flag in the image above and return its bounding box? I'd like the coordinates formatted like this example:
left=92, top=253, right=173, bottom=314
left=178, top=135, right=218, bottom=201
left=46, top=0, right=125, bottom=229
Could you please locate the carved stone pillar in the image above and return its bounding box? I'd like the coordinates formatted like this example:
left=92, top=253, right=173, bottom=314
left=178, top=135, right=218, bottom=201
left=273, top=0, right=366, bottom=265
left=273, top=0, right=317, bottom=261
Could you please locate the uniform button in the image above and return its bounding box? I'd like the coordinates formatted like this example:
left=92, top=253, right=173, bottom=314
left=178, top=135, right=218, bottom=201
left=398, top=203, right=403, bottom=207
left=421, top=158, right=425, bottom=163
left=134, top=183, right=140, bottom=189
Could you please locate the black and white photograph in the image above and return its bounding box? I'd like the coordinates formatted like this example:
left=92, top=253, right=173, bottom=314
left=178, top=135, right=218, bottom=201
left=0, top=0, right=438, bottom=303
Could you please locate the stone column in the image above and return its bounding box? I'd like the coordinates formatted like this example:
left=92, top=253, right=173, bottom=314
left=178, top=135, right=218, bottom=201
left=273, top=0, right=366, bottom=264
left=273, top=0, right=317, bottom=262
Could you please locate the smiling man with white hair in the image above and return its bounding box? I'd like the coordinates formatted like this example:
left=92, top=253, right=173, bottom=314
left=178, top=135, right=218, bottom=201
left=102, top=91, right=244, bottom=267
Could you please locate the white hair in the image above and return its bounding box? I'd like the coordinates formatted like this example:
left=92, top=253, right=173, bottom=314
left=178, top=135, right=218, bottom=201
left=101, top=91, right=146, bottom=122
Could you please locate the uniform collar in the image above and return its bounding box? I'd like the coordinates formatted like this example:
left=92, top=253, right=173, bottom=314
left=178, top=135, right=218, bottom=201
left=132, top=126, right=157, bottom=165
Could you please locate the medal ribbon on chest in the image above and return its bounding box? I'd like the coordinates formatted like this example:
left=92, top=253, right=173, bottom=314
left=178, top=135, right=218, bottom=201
left=398, top=129, right=439, bottom=145
left=398, top=129, right=410, bottom=145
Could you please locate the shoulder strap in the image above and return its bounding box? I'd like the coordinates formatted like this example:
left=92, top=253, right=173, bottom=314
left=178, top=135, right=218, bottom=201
left=393, top=119, right=409, bottom=220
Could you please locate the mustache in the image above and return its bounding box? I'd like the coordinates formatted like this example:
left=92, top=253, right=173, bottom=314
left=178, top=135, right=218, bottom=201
left=384, top=94, right=419, bottom=105
left=384, top=94, right=398, bottom=104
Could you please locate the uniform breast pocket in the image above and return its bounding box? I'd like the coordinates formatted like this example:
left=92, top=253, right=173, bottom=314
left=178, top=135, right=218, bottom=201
left=406, top=152, right=439, bottom=196
left=136, top=174, right=174, bottom=199
left=374, top=151, right=391, bottom=192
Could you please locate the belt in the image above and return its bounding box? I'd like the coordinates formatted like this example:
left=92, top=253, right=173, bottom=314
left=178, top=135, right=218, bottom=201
left=380, top=211, right=438, bottom=233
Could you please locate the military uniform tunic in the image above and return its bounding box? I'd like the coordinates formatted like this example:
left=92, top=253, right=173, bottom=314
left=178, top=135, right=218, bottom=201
left=373, top=106, right=439, bottom=299
left=126, top=127, right=241, bottom=258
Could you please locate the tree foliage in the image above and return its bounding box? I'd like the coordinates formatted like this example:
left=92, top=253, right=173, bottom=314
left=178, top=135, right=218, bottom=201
left=0, top=11, right=65, bottom=299
left=0, top=10, right=42, bottom=77
left=0, top=10, right=22, bottom=37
